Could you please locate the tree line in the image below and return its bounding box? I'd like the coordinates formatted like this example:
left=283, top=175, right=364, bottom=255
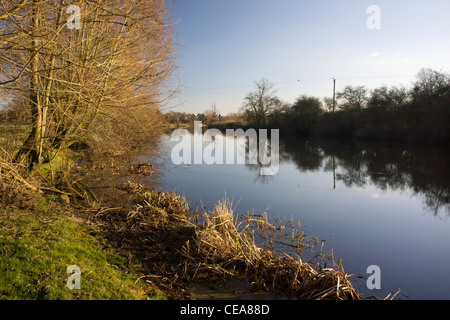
left=240, top=68, right=450, bottom=145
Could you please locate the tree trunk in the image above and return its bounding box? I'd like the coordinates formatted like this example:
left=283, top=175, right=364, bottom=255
left=13, top=0, right=43, bottom=170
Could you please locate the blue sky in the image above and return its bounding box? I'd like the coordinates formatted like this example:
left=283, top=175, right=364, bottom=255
left=168, top=0, right=450, bottom=115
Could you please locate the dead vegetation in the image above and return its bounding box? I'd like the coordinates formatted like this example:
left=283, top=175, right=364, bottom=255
left=82, top=181, right=367, bottom=300
left=186, top=197, right=363, bottom=300
left=0, top=147, right=42, bottom=209
left=0, top=158, right=39, bottom=194
left=76, top=181, right=194, bottom=299
left=129, top=162, right=155, bottom=176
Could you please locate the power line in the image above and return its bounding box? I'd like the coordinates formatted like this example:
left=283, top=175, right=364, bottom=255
left=337, top=74, right=415, bottom=80
left=184, top=83, right=256, bottom=92
left=183, top=74, right=416, bottom=93
left=185, top=78, right=329, bottom=92
left=182, top=74, right=415, bottom=92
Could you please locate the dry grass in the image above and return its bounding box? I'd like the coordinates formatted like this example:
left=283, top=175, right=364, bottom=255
left=75, top=181, right=375, bottom=300
left=80, top=182, right=195, bottom=299
left=185, top=197, right=364, bottom=300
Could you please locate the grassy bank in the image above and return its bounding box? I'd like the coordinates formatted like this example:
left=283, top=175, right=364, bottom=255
left=0, top=147, right=165, bottom=300
left=0, top=198, right=165, bottom=300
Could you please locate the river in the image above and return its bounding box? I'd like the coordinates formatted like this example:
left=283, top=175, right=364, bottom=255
left=134, top=130, right=450, bottom=300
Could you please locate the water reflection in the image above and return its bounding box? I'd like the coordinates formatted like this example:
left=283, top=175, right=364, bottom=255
left=144, top=131, right=450, bottom=299
left=247, top=135, right=449, bottom=218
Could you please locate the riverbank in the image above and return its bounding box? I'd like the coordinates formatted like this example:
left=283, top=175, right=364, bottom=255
left=0, top=190, right=165, bottom=300
left=0, top=135, right=377, bottom=300
left=72, top=180, right=367, bottom=300
left=0, top=141, right=165, bottom=299
left=0, top=167, right=370, bottom=300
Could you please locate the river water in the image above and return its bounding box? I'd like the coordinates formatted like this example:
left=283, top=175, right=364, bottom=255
left=135, top=130, right=450, bottom=300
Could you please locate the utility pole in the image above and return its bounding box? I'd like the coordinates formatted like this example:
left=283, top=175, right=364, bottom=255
left=332, top=77, right=336, bottom=188
left=332, top=155, right=336, bottom=190
left=332, top=77, right=336, bottom=112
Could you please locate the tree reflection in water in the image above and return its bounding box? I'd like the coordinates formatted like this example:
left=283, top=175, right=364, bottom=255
left=246, top=134, right=449, bottom=218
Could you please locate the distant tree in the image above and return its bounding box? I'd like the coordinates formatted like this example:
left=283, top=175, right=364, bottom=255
left=267, top=100, right=290, bottom=128
left=241, top=79, right=280, bottom=128
left=388, top=85, right=409, bottom=108
left=203, top=110, right=215, bottom=124
left=361, top=84, right=409, bottom=110
left=211, top=102, right=219, bottom=121
left=336, top=86, right=368, bottom=110
left=223, top=112, right=241, bottom=121
left=292, top=95, right=323, bottom=113
left=203, top=103, right=220, bottom=124
left=323, top=97, right=335, bottom=112
left=165, top=111, right=189, bottom=124
left=411, top=68, right=450, bottom=102
left=288, top=95, right=323, bottom=134
left=368, top=86, right=392, bottom=109
left=196, top=113, right=206, bottom=123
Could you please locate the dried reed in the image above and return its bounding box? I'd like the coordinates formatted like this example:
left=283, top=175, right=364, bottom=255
left=186, top=197, right=363, bottom=300
left=119, top=182, right=365, bottom=300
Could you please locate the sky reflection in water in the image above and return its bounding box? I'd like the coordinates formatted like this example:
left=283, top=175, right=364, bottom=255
left=139, top=132, right=450, bottom=300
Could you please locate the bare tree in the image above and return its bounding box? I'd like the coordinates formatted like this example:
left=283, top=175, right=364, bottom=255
left=203, top=102, right=219, bottom=124
left=0, top=0, right=178, bottom=169
left=368, top=85, right=409, bottom=110
left=336, top=86, right=368, bottom=111
left=241, top=79, right=280, bottom=128
left=323, top=97, right=335, bottom=112
left=411, top=68, right=450, bottom=102
left=388, top=85, right=409, bottom=107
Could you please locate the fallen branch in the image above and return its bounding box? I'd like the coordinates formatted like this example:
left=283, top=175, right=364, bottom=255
left=0, top=159, right=41, bottom=193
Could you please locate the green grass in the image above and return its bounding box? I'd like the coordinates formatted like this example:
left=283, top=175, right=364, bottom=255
left=0, top=201, right=166, bottom=300
left=37, top=150, right=74, bottom=183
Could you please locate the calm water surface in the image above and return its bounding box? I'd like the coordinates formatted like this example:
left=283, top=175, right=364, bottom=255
left=136, top=131, right=450, bottom=300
